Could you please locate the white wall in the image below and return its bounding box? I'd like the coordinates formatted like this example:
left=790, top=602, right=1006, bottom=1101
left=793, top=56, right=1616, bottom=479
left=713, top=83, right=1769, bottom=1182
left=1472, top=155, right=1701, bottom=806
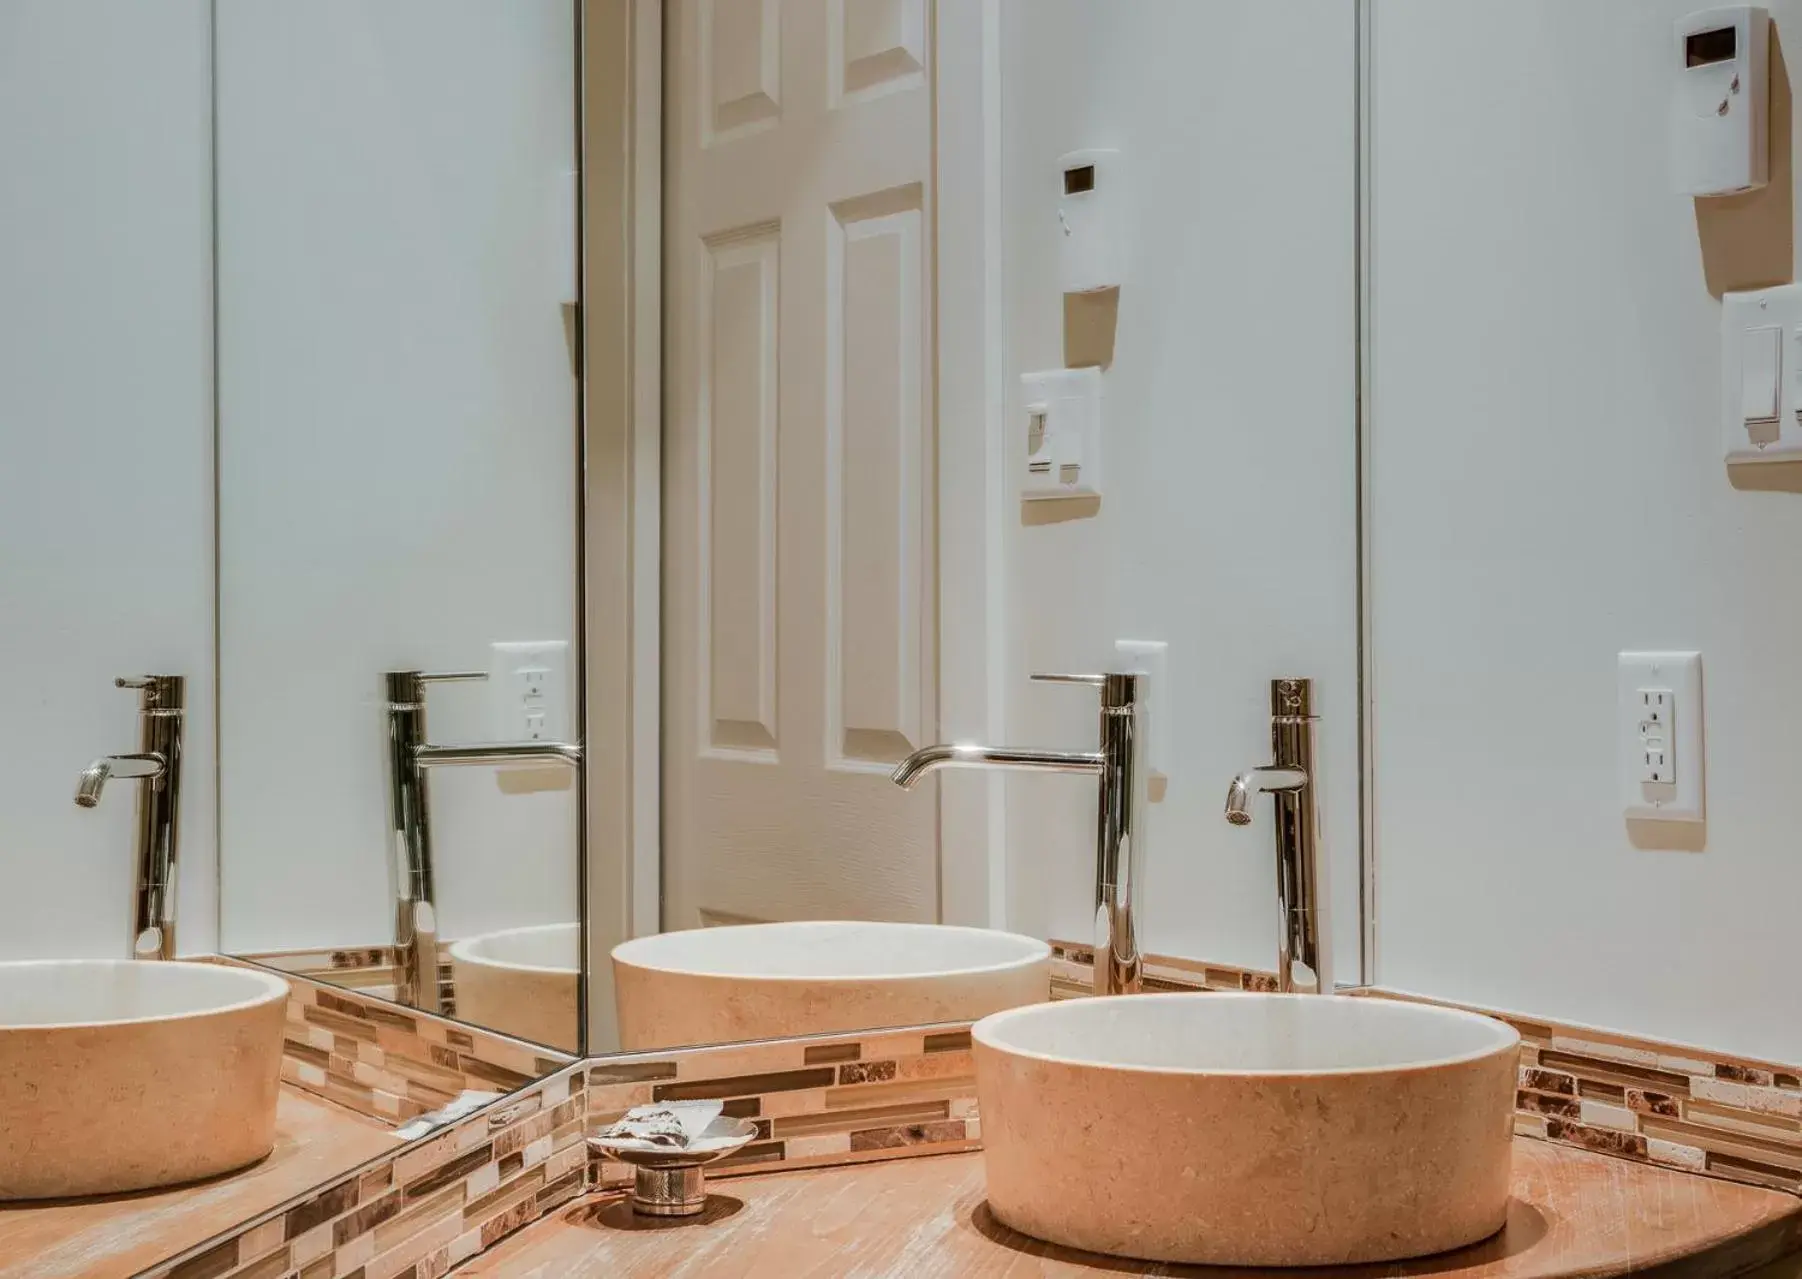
left=0, top=1, right=217, bottom=960
left=998, top=1, right=1361, bottom=982
left=1371, top=0, right=1802, bottom=1061
left=215, top=1, right=581, bottom=951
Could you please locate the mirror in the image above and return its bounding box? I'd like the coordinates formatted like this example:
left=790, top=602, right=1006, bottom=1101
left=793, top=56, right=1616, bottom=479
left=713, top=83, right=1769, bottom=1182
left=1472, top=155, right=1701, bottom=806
left=0, top=1, right=592, bottom=1259
left=598, top=0, right=1364, bottom=1054
left=212, top=3, right=584, bottom=1055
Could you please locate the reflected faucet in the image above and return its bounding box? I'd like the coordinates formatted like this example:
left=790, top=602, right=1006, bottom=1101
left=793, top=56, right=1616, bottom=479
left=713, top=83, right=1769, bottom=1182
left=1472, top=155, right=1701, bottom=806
left=384, top=670, right=583, bottom=1014
left=75, top=676, right=184, bottom=960
left=1224, top=678, right=1328, bottom=994
left=892, top=673, right=1147, bottom=996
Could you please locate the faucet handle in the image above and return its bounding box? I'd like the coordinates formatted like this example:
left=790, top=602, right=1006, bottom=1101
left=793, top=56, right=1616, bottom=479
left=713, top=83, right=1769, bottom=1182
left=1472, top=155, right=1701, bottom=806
left=1030, top=673, right=1108, bottom=687
left=114, top=675, right=184, bottom=709
left=418, top=671, right=488, bottom=684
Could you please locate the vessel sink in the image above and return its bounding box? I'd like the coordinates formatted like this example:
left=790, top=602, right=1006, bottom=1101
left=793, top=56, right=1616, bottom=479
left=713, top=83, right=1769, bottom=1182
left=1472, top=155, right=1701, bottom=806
left=613, top=921, right=1050, bottom=1050
left=450, top=921, right=579, bottom=1052
left=0, top=960, right=289, bottom=1199
left=974, top=993, right=1519, bottom=1267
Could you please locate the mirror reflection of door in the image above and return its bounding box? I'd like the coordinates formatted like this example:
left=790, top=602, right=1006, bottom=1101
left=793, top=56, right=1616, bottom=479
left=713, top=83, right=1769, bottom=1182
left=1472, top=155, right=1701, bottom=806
left=662, top=0, right=941, bottom=930
left=214, top=1, right=584, bottom=1054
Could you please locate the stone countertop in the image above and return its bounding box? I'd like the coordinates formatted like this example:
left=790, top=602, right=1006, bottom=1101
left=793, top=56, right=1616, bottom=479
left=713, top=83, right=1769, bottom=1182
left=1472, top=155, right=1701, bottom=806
left=0, top=1086, right=400, bottom=1279
left=452, top=1139, right=1802, bottom=1278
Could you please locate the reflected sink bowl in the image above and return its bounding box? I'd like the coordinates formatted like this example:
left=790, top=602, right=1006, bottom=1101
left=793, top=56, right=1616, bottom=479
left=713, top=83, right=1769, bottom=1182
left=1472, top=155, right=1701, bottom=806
left=0, top=960, right=289, bottom=1199
left=974, top=993, right=1519, bottom=1267
left=612, top=921, right=1050, bottom=1051
left=450, top=922, right=579, bottom=1053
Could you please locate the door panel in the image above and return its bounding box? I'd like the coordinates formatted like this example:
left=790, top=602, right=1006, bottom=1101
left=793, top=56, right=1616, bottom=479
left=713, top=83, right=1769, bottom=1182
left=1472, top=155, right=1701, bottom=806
left=664, top=0, right=937, bottom=929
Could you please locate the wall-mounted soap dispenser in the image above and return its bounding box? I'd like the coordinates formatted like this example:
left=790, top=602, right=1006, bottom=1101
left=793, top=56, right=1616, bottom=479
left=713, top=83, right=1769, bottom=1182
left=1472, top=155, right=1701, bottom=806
left=1057, top=149, right=1123, bottom=293
left=1671, top=6, right=1769, bottom=196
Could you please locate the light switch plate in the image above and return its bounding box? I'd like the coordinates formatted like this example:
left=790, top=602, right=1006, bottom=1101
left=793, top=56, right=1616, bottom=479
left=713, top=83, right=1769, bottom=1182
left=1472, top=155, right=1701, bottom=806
left=1020, top=367, right=1103, bottom=499
left=1618, top=651, right=1703, bottom=823
left=1723, top=286, right=1802, bottom=463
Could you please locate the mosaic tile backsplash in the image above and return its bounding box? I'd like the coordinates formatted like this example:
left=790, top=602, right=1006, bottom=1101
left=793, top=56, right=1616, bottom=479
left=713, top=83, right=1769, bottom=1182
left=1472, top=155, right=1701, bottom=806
left=586, top=1025, right=983, bottom=1186
left=141, top=1066, right=588, bottom=1279
left=228, top=961, right=573, bottom=1128
left=1377, top=991, right=1802, bottom=1197
left=1052, top=939, right=1802, bottom=1198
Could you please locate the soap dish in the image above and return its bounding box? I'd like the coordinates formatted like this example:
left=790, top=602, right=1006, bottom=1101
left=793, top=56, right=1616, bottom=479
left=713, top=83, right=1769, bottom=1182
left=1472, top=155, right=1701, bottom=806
left=588, top=1115, right=759, bottom=1217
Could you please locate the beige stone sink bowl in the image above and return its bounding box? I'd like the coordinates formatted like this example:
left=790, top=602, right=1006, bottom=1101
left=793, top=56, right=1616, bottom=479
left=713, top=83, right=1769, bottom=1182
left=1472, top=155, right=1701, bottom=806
left=974, top=993, right=1520, bottom=1267
left=451, top=921, right=579, bottom=1052
left=613, top=921, right=1050, bottom=1051
left=0, top=959, right=289, bottom=1199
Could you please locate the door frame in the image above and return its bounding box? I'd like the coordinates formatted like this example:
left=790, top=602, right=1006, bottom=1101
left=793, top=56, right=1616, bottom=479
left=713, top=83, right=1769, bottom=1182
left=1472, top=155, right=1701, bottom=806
left=585, top=0, right=1007, bottom=1048
left=581, top=0, right=661, bottom=1052
left=932, top=0, right=1008, bottom=929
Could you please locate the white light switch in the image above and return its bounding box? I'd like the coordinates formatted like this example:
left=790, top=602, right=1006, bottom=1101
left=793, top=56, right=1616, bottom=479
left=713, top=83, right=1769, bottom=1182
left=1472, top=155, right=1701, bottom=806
left=1618, top=652, right=1703, bottom=824
left=1723, top=287, right=1802, bottom=462
left=1020, top=367, right=1103, bottom=500
left=1742, top=324, right=1781, bottom=424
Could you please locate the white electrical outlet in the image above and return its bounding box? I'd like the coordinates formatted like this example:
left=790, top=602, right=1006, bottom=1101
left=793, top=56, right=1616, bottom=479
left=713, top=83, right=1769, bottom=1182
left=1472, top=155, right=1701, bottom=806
left=1618, top=651, right=1703, bottom=823
left=489, top=640, right=570, bottom=742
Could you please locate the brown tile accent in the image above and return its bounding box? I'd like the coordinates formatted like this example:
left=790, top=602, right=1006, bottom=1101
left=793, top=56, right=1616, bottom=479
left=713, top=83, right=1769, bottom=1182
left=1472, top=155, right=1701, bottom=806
left=1519, top=1067, right=1576, bottom=1095
left=772, top=1100, right=951, bottom=1139
left=838, top=1060, right=897, bottom=1085
left=333, top=1187, right=401, bottom=1246
left=922, top=1031, right=972, bottom=1054
left=1545, top=1118, right=1650, bottom=1159
left=721, top=1096, right=762, bottom=1119
left=587, top=1060, right=679, bottom=1084
left=457, top=1058, right=535, bottom=1092
left=402, top=1144, right=493, bottom=1201
left=653, top=1067, right=837, bottom=1101
left=478, top=1197, right=541, bottom=1249
left=715, top=1141, right=787, bottom=1170
left=536, top=1168, right=585, bottom=1212
left=229, top=1248, right=292, bottom=1279
left=284, top=1179, right=358, bottom=1241
left=1517, top=1090, right=1580, bottom=1119
left=804, top=1042, right=862, bottom=1064
left=1719, top=1063, right=1778, bottom=1086
left=1706, top=1152, right=1802, bottom=1192
left=1628, top=1088, right=1682, bottom=1118
left=1538, top=1050, right=1692, bottom=1095
left=465, top=1166, right=546, bottom=1223
left=166, top=1236, right=238, bottom=1279
left=849, top=1121, right=969, bottom=1151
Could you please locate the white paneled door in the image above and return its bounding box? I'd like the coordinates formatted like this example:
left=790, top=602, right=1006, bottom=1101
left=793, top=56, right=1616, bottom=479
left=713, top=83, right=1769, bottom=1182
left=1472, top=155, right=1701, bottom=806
left=664, top=0, right=939, bottom=928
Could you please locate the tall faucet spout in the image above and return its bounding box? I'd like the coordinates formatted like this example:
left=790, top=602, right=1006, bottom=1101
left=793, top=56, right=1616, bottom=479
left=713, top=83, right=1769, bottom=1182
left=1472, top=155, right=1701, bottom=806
left=74, top=753, right=166, bottom=807
left=889, top=744, right=1103, bottom=789
left=1223, top=766, right=1308, bottom=826
left=890, top=671, right=1147, bottom=997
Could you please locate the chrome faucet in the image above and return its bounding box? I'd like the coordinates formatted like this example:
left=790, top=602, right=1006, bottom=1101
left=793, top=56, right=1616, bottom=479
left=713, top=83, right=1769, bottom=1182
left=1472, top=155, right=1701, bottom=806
left=75, top=676, right=184, bottom=960
left=384, top=670, right=583, bottom=1013
left=1224, top=677, right=1328, bottom=994
left=892, top=672, right=1148, bottom=996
